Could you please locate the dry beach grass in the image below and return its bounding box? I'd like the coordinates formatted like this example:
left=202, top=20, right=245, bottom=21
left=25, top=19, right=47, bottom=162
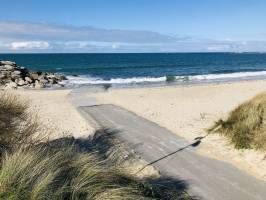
left=0, top=91, right=191, bottom=199
left=209, top=92, right=266, bottom=151
left=0, top=91, right=43, bottom=153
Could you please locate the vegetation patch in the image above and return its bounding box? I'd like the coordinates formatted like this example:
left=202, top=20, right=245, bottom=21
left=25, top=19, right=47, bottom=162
left=0, top=91, right=192, bottom=199
left=208, top=92, right=266, bottom=150
left=0, top=91, right=45, bottom=153
left=0, top=147, right=154, bottom=200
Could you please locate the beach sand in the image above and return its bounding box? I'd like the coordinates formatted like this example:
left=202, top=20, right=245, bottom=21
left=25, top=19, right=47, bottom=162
left=17, top=89, right=94, bottom=139
left=14, top=89, right=158, bottom=178
left=92, top=80, right=266, bottom=180
left=12, top=80, right=266, bottom=180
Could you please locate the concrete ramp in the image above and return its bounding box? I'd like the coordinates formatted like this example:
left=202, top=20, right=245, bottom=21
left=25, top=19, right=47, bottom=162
left=79, top=104, right=266, bottom=200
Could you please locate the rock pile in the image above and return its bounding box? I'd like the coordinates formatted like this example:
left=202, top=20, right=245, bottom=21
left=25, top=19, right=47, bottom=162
left=0, top=60, right=67, bottom=89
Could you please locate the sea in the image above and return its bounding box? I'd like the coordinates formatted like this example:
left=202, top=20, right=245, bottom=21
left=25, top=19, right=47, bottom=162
left=1, top=53, right=266, bottom=88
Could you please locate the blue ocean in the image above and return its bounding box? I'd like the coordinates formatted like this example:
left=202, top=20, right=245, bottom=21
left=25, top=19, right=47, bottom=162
left=1, top=53, right=266, bottom=87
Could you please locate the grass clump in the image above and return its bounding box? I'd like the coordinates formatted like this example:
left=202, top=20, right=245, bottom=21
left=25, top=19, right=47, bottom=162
left=0, top=148, right=64, bottom=199
left=0, top=91, right=43, bottom=153
left=208, top=92, right=266, bottom=150
left=0, top=91, right=191, bottom=199
left=0, top=145, right=190, bottom=200
left=0, top=147, right=154, bottom=200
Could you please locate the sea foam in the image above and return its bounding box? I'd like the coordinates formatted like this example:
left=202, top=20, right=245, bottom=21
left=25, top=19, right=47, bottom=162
left=64, top=70, right=266, bottom=86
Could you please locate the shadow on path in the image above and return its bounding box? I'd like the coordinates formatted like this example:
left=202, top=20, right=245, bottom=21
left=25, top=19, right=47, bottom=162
left=40, top=128, right=198, bottom=200
left=136, top=134, right=209, bottom=174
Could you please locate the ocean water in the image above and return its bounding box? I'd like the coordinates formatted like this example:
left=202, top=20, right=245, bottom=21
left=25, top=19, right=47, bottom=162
left=1, top=53, right=266, bottom=87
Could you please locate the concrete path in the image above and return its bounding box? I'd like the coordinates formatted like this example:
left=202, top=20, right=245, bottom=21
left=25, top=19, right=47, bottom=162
left=78, top=104, right=266, bottom=200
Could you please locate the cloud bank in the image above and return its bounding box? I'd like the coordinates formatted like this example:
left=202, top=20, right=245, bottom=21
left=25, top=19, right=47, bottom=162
left=0, top=21, right=266, bottom=53
left=9, top=41, right=50, bottom=50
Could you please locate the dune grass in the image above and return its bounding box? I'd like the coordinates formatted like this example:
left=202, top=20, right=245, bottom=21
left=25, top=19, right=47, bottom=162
left=0, top=147, right=156, bottom=200
left=208, top=92, right=266, bottom=151
left=0, top=91, right=191, bottom=199
left=0, top=91, right=43, bottom=153
left=0, top=142, right=190, bottom=200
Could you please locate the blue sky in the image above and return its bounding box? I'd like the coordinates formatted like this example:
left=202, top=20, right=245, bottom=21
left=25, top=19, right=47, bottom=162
left=0, top=0, right=266, bottom=52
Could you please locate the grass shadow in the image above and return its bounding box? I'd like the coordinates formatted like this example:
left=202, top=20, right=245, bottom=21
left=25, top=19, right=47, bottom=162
left=40, top=128, right=197, bottom=200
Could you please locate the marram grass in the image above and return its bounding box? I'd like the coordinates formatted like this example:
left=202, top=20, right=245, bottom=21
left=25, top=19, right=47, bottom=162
left=0, top=91, right=191, bottom=200
left=0, top=91, right=44, bottom=153
left=208, top=92, right=266, bottom=151
left=0, top=147, right=152, bottom=200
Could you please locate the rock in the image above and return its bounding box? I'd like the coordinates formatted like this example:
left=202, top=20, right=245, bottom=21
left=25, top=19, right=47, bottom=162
left=1, top=60, right=67, bottom=89
left=47, top=74, right=55, bottom=79
left=19, top=67, right=29, bottom=76
left=17, top=79, right=26, bottom=86
left=25, top=77, right=32, bottom=83
left=37, top=74, right=46, bottom=81
left=11, top=71, right=21, bottom=79
left=30, top=72, right=39, bottom=80
left=1, top=70, right=8, bottom=76
left=39, top=78, right=48, bottom=84
left=13, top=70, right=21, bottom=75
left=0, top=61, right=16, bottom=66
left=34, top=81, right=44, bottom=89
left=4, top=65, right=14, bottom=71
left=47, top=74, right=58, bottom=84
left=48, top=78, right=57, bottom=84
left=58, top=75, right=67, bottom=81
left=5, top=82, right=17, bottom=90
left=0, top=73, right=6, bottom=79
left=37, top=71, right=43, bottom=76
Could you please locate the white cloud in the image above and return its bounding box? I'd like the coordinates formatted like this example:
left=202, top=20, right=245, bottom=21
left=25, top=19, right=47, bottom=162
left=63, top=41, right=90, bottom=48
left=207, top=45, right=231, bottom=51
left=0, top=21, right=181, bottom=44
left=112, top=43, right=119, bottom=49
left=9, top=41, right=50, bottom=50
left=0, top=21, right=266, bottom=52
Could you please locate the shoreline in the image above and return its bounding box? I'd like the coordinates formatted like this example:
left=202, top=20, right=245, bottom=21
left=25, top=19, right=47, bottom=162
left=61, top=74, right=266, bottom=91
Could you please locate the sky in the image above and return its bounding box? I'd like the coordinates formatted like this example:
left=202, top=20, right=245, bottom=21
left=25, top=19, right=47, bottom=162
left=0, top=0, right=266, bottom=53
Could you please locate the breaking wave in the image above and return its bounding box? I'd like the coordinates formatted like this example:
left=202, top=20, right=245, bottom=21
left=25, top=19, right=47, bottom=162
left=63, top=70, right=266, bottom=86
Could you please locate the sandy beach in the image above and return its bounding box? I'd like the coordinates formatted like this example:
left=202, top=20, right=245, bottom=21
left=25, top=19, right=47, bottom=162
left=17, top=89, right=94, bottom=139
left=3, top=1, right=266, bottom=199
left=91, top=80, right=266, bottom=180
left=13, top=80, right=266, bottom=181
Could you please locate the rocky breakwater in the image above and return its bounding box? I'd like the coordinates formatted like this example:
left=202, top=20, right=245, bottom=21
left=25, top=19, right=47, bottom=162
left=0, top=61, right=67, bottom=89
